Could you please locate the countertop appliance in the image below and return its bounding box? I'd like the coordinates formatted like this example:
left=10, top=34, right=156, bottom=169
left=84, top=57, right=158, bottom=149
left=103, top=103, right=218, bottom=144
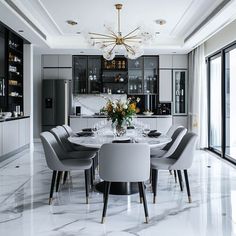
left=42, top=79, right=72, bottom=131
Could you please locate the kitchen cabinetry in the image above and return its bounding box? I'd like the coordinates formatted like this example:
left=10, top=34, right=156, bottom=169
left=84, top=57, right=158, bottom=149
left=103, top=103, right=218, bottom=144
left=42, top=55, right=72, bottom=81
left=0, top=117, right=30, bottom=158
left=173, top=116, right=188, bottom=128
left=128, top=56, right=158, bottom=95
left=159, top=70, right=172, bottom=102
left=173, top=55, right=188, bottom=69
left=173, top=70, right=187, bottom=115
left=73, top=56, right=101, bottom=94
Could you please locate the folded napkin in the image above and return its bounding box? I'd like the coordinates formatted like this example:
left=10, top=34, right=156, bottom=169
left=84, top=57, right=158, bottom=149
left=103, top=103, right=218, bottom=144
left=82, top=128, right=96, bottom=132
left=76, top=131, right=94, bottom=137
left=112, top=138, right=131, bottom=143
left=147, top=131, right=161, bottom=138
left=127, top=126, right=135, bottom=129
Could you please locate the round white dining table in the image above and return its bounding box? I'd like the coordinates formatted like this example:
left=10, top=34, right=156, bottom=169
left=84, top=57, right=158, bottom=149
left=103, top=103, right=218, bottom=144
left=68, top=129, right=171, bottom=149
left=68, top=128, right=172, bottom=195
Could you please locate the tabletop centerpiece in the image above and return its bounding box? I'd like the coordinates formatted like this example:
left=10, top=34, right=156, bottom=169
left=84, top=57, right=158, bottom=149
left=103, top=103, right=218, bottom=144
left=102, top=97, right=140, bottom=136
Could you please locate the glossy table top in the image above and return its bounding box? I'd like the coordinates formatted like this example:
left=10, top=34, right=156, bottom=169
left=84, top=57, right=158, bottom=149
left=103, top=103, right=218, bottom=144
left=68, top=129, right=171, bottom=149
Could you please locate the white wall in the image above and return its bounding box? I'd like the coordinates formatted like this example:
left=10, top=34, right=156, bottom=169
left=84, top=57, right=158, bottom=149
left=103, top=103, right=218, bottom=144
left=23, top=44, right=34, bottom=147
left=205, top=18, right=236, bottom=56
left=33, top=53, right=42, bottom=139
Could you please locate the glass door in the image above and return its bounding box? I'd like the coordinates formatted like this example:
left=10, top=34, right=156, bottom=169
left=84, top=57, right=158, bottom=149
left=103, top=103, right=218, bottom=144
left=88, top=57, right=101, bottom=94
left=225, top=47, right=236, bottom=160
left=209, top=55, right=222, bottom=154
left=173, top=70, right=187, bottom=115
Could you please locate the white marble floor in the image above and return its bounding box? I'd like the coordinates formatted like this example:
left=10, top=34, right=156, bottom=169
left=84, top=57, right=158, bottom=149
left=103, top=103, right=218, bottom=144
left=1, top=144, right=236, bottom=236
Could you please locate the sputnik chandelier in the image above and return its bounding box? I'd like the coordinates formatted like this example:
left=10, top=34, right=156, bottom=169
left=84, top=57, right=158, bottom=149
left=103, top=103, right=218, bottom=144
left=88, top=4, right=153, bottom=60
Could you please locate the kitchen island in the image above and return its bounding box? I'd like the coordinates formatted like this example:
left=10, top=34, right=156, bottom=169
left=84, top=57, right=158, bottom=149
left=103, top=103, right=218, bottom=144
left=69, top=115, right=172, bottom=133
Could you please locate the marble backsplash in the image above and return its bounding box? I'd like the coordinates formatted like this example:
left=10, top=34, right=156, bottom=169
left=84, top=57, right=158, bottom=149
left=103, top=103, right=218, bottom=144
left=72, top=94, right=127, bottom=115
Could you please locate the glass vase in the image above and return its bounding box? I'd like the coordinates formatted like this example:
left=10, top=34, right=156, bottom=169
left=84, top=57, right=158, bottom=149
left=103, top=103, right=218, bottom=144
left=112, top=120, right=127, bottom=137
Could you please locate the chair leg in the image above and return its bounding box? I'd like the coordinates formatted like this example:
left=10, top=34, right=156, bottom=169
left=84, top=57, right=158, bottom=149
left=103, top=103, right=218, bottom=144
left=138, top=181, right=143, bottom=204
left=101, top=181, right=111, bottom=224
left=184, top=170, right=192, bottom=203
left=63, top=171, right=68, bottom=185
left=49, top=171, right=57, bottom=205
left=152, top=169, right=158, bottom=203
left=139, top=182, right=149, bottom=223
left=84, top=169, right=90, bottom=204
left=174, top=170, right=177, bottom=183
left=169, top=170, right=172, bottom=175
left=90, top=167, right=94, bottom=189
left=56, top=171, right=62, bottom=192
left=177, top=170, right=183, bottom=191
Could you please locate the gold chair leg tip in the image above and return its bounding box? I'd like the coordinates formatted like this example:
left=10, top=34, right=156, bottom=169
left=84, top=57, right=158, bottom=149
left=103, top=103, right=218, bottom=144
left=145, top=217, right=149, bottom=223
left=49, top=198, right=52, bottom=205
left=153, top=196, right=156, bottom=204
left=101, top=217, right=105, bottom=224
left=188, top=196, right=192, bottom=203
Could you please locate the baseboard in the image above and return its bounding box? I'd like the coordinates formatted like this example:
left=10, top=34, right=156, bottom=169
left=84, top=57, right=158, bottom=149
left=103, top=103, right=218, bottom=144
left=34, top=138, right=41, bottom=143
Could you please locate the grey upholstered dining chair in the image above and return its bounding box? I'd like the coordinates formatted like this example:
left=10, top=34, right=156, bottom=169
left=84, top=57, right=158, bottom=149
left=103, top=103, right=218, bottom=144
left=99, top=143, right=150, bottom=224
left=50, top=127, right=97, bottom=187
left=166, top=125, right=184, bottom=137
left=62, top=124, right=78, bottom=137
left=40, top=131, right=93, bottom=205
left=151, top=132, right=197, bottom=204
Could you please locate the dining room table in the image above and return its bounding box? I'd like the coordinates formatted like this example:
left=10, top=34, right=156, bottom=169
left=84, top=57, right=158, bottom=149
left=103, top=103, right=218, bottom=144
left=68, top=127, right=172, bottom=195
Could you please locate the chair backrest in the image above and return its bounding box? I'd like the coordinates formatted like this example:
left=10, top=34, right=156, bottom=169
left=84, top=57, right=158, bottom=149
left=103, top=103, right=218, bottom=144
left=99, top=143, right=150, bottom=182
left=162, top=127, right=187, bottom=153
left=40, top=131, right=65, bottom=171
left=169, top=132, right=198, bottom=170
left=50, top=126, right=73, bottom=152
left=166, top=125, right=184, bottom=137
left=62, top=124, right=74, bottom=136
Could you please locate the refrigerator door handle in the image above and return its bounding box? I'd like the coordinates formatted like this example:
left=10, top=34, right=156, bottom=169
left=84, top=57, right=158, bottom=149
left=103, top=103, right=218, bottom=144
left=64, top=81, right=68, bottom=125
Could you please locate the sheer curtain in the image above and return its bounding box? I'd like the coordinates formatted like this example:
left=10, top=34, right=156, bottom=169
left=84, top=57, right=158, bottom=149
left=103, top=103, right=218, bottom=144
left=188, top=45, right=208, bottom=148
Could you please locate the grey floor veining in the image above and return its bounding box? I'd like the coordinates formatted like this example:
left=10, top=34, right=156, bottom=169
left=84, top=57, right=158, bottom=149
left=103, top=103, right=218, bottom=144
left=0, top=143, right=236, bottom=236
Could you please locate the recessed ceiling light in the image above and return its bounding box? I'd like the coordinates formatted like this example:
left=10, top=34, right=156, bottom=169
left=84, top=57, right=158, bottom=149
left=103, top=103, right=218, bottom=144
left=172, top=52, right=177, bottom=54
left=66, top=20, right=78, bottom=26
left=155, top=19, right=166, bottom=25
left=76, top=32, right=81, bottom=34
left=80, top=51, right=84, bottom=53
left=18, top=30, right=24, bottom=33
left=155, top=32, right=160, bottom=34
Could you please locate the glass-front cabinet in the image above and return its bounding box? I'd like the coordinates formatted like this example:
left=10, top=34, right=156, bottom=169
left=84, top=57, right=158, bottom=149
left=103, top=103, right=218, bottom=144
left=173, top=70, right=187, bottom=115
left=143, top=57, right=158, bottom=94
left=88, top=57, right=101, bottom=94
left=128, top=56, right=158, bottom=95
left=73, top=56, right=87, bottom=94
left=128, top=57, right=143, bottom=94
left=73, top=56, right=101, bottom=94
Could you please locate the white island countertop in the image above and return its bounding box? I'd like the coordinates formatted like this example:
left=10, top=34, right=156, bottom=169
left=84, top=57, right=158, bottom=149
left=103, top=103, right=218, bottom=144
left=70, top=114, right=172, bottom=118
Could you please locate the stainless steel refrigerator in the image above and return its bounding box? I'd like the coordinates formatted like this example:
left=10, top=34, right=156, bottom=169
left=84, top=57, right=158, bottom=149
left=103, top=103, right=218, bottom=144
left=42, top=79, right=72, bottom=131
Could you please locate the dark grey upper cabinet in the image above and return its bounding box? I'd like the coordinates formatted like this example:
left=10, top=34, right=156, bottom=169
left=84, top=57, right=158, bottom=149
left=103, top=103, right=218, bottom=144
left=0, top=25, right=5, bottom=77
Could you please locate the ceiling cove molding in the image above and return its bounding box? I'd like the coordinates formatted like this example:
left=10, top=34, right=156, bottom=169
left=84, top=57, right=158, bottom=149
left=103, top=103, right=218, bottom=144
left=4, top=0, right=47, bottom=40
left=184, top=0, right=232, bottom=43
left=38, top=0, right=64, bottom=35
left=170, top=0, right=195, bottom=36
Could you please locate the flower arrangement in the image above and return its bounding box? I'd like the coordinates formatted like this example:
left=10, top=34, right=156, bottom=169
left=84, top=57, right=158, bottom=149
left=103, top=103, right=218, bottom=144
left=101, top=97, right=140, bottom=135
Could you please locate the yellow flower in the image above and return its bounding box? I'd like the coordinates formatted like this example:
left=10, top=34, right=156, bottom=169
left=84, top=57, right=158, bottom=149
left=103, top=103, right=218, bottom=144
left=130, top=103, right=136, bottom=111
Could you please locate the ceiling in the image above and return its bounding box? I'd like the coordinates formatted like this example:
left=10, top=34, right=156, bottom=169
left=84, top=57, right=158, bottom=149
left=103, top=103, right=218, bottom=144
left=1, top=0, right=236, bottom=54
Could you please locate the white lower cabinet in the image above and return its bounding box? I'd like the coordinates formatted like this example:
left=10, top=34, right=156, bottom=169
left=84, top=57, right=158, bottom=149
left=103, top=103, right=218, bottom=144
left=0, top=123, right=3, bottom=156
left=137, top=118, right=157, bottom=130
left=70, top=118, right=88, bottom=132
left=156, top=118, right=172, bottom=133
left=172, top=116, right=188, bottom=128
left=1, top=118, right=30, bottom=157
left=2, top=120, right=19, bottom=155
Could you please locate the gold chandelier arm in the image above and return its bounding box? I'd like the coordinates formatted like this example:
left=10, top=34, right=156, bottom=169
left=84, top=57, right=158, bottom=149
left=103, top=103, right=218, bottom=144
left=124, top=35, right=141, bottom=40
left=91, top=37, right=116, bottom=40
left=123, top=27, right=140, bottom=39
left=89, top=32, right=116, bottom=39
left=109, top=43, right=117, bottom=54
left=123, top=43, right=135, bottom=54
left=104, top=25, right=118, bottom=38
left=95, top=42, right=116, bottom=48
left=124, top=40, right=142, bottom=43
